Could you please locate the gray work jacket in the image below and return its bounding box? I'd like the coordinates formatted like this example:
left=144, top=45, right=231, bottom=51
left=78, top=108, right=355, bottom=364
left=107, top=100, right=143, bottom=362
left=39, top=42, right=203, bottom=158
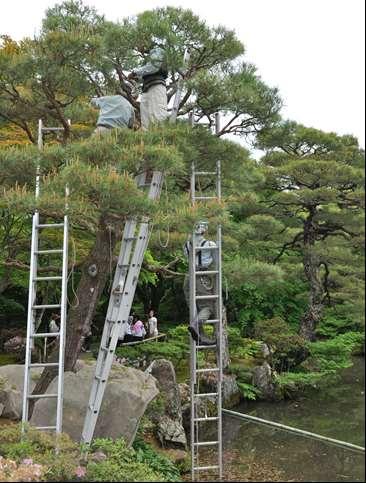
left=91, top=95, right=135, bottom=129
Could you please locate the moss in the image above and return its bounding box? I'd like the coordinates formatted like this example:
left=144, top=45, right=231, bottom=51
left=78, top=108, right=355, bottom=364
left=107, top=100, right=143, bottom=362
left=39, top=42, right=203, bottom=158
left=0, top=354, right=18, bottom=366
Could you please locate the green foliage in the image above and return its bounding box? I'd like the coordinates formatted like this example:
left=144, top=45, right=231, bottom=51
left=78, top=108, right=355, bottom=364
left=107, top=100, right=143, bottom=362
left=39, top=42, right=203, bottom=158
left=133, top=438, right=181, bottom=482
left=237, top=382, right=260, bottom=400
left=228, top=280, right=308, bottom=335
left=115, top=324, right=189, bottom=367
left=0, top=296, right=25, bottom=317
left=308, top=332, right=365, bottom=372
left=254, top=317, right=309, bottom=372
left=0, top=425, right=181, bottom=482
left=0, top=424, right=80, bottom=481
left=87, top=437, right=180, bottom=482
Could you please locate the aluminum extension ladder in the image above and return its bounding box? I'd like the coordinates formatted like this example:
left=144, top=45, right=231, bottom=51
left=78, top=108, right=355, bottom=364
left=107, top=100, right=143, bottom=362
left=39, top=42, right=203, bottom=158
left=189, top=114, right=223, bottom=480
left=22, top=119, right=69, bottom=434
left=81, top=171, right=163, bottom=443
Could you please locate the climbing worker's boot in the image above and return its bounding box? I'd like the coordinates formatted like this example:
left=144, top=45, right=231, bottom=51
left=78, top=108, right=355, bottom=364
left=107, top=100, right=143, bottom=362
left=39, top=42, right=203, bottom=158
left=188, top=320, right=200, bottom=343
left=188, top=319, right=216, bottom=346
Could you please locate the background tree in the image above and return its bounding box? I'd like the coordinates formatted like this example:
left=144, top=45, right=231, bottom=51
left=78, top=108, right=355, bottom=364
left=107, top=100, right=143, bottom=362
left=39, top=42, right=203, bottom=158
left=256, top=121, right=365, bottom=340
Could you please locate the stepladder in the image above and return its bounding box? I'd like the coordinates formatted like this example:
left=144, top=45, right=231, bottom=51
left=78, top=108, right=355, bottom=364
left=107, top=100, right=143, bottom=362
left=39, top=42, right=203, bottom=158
left=22, top=119, right=69, bottom=434
left=81, top=170, right=164, bottom=444
left=189, top=139, right=223, bottom=478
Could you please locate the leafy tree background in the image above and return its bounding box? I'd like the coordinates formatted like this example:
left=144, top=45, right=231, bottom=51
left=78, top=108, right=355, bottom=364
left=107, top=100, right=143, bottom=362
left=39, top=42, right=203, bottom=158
left=0, top=0, right=364, bottom=400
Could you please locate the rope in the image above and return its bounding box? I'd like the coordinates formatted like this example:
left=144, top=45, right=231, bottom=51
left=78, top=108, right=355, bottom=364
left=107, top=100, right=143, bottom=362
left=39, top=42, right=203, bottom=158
left=158, top=179, right=170, bottom=248
left=67, top=236, right=79, bottom=308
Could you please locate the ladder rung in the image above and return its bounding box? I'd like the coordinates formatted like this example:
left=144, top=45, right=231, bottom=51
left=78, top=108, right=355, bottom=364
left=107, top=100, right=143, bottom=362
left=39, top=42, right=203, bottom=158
left=36, top=426, right=57, bottom=430
left=100, top=346, right=113, bottom=352
left=31, top=332, right=59, bottom=338
left=195, top=295, right=219, bottom=300
left=205, top=319, right=220, bottom=324
left=36, top=223, right=64, bottom=229
left=194, top=196, right=217, bottom=200
left=196, top=344, right=217, bottom=349
left=195, top=171, right=216, bottom=175
left=32, top=304, right=61, bottom=309
left=194, top=441, right=219, bottom=447
left=35, top=249, right=63, bottom=254
left=195, top=270, right=219, bottom=275
left=194, top=392, right=218, bottom=398
left=29, top=363, right=59, bottom=368
left=42, top=127, right=65, bottom=131
left=194, top=245, right=218, bottom=251
left=95, top=375, right=106, bottom=382
left=194, top=416, right=219, bottom=422
left=27, top=393, right=58, bottom=399
left=194, top=465, right=220, bottom=471
left=196, top=367, right=219, bottom=374
left=34, top=276, right=62, bottom=281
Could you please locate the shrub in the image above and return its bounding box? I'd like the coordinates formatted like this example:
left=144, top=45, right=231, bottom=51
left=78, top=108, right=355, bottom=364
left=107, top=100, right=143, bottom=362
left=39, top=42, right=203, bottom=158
left=253, top=317, right=309, bottom=372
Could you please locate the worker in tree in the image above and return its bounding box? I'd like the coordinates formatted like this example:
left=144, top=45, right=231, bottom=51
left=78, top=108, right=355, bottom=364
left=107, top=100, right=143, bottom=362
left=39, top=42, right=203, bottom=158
left=128, top=42, right=168, bottom=129
left=91, top=91, right=136, bottom=136
left=183, top=221, right=217, bottom=345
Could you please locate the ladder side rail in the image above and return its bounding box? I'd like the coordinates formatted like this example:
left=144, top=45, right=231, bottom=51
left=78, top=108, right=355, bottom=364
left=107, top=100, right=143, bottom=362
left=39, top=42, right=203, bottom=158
left=56, top=215, right=69, bottom=434
left=217, top=223, right=223, bottom=479
left=216, top=158, right=223, bottom=478
left=190, top=228, right=198, bottom=481
left=22, top=212, right=40, bottom=430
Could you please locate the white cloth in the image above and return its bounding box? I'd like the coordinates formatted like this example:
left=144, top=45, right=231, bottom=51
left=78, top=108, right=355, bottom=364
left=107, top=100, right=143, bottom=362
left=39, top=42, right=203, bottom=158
left=148, top=316, right=158, bottom=337
left=118, top=321, right=130, bottom=340
left=140, top=84, right=168, bottom=130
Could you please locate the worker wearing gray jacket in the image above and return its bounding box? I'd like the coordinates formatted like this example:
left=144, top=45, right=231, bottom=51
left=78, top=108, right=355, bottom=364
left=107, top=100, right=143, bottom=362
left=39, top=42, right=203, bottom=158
left=91, top=94, right=135, bottom=136
left=183, top=221, right=217, bottom=345
left=129, top=45, right=168, bottom=129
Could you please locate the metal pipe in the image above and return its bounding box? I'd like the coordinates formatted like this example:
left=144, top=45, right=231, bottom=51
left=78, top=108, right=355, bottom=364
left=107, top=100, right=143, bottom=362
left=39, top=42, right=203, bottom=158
left=222, top=409, right=365, bottom=453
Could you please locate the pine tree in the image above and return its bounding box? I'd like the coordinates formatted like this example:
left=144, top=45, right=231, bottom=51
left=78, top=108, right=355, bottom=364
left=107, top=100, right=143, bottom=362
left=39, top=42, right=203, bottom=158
left=257, top=121, right=365, bottom=340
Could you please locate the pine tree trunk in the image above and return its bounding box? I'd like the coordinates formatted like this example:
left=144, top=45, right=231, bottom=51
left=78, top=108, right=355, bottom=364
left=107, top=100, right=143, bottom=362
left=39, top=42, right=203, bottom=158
left=299, top=214, right=324, bottom=341
left=29, top=216, right=120, bottom=414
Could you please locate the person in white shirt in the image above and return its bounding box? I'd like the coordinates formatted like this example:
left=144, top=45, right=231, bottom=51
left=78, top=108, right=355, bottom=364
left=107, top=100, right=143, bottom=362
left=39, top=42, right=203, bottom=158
left=49, top=314, right=60, bottom=334
left=148, top=309, right=158, bottom=338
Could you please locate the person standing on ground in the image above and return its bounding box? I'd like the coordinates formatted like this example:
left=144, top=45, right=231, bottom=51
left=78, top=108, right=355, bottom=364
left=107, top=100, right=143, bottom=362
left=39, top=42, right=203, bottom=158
left=91, top=92, right=136, bottom=137
left=128, top=42, right=168, bottom=129
left=148, top=309, right=158, bottom=337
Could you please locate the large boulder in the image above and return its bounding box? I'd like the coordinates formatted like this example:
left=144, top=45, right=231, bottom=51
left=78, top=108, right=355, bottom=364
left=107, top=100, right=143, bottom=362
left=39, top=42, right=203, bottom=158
left=179, top=373, right=241, bottom=431
left=146, top=359, right=187, bottom=449
left=252, top=361, right=277, bottom=400
left=31, top=362, right=158, bottom=445
left=0, top=364, right=42, bottom=419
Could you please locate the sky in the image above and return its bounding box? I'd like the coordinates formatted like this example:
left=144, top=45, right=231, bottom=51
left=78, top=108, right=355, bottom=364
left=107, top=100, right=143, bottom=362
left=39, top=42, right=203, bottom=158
left=1, top=0, right=365, bottom=148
